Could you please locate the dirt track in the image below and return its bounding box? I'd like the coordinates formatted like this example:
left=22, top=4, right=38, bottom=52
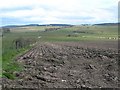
left=2, top=41, right=119, bottom=88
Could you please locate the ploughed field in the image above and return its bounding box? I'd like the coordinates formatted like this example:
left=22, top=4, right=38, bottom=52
left=3, top=41, right=118, bottom=88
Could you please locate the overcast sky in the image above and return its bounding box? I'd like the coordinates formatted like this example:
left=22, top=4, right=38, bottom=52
left=0, top=0, right=119, bottom=26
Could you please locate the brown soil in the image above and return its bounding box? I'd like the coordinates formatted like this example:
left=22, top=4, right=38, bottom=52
left=2, top=41, right=119, bottom=89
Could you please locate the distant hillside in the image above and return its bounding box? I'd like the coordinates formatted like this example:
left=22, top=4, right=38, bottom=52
left=2, top=24, right=73, bottom=28
left=49, top=24, right=73, bottom=26
left=94, top=23, right=119, bottom=26
left=2, top=25, right=21, bottom=28
left=2, top=23, right=119, bottom=28
left=2, top=24, right=40, bottom=28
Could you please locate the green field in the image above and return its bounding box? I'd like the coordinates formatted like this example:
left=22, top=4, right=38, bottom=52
left=1, top=25, right=118, bottom=79
left=37, top=25, right=118, bottom=42
left=2, top=31, right=40, bottom=79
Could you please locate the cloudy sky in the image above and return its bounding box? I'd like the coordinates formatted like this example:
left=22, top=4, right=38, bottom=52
left=0, top=0, right=119, bottom=26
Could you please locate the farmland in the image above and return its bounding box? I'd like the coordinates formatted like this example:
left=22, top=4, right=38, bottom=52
left=1, top=25, right=119, bottom=88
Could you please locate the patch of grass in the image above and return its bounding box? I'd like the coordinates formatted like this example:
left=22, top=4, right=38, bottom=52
left=2, top=62, right=22, bottom=79
left=2, top=31, right=39, bottom=79
left=2, top=48, right=24, bottom=79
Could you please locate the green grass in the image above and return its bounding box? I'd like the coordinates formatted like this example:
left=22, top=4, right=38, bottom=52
left=37, top=25, right=118, bottom=42
left=2, top=31, right=39, bottom=79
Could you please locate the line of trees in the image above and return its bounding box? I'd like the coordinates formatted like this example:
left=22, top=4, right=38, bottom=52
left=13, top=38, right=37, bottom=49
left=44, top=28, right=61, bottom=32
left=0, top=27, right=11, bottom=37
